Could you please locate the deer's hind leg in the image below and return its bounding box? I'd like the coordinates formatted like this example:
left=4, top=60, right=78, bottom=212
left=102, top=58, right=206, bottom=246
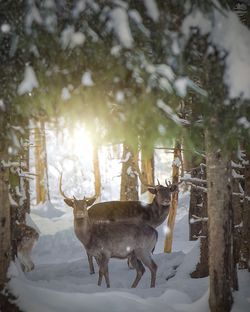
left=135, top=249, right=157, bottom=288
left=129, top=252, right=145, bottom=288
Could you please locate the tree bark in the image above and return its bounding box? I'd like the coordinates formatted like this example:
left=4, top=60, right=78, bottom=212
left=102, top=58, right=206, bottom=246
left=140, top=148, right=154, bottom=202
left=0, top=149, right=11, bottom=291
left=164, top=141, right=181, bottom=253
left=189, top=163, right=204, bottom=241
left=190, top=162, right=209, bottom=278
left=34, top=121, right=47, bottom=204
left=93, top=145, right=101, bottom=198
left=239, top=157, right=250, bottom=270
left=0, top=105, right=11, bottom=292
left=206, top=132, right=234, bottom=312
left=120, top=144, right=139, bottom=201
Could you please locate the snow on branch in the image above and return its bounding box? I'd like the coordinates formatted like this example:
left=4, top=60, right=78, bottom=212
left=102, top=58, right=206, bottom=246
left=157, top=99, right=190, bottom=125
left=182, top=8, right=250, bottom=100
left=190, top=215, right=208, bottom=224
left=180, top=177, right=207, bottom=185
left=110, top=7, right=133, bottom=48
left=17, top=66, right=39, bottom=95
left=143, top=0, right=159, bottom=22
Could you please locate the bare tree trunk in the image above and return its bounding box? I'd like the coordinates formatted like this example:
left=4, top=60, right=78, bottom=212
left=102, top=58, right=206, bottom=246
left=140, top=150, right=154, bottom=194
left=140, top=148, right=154, bottom=202
left=206, top=132, right=234, bottom=312
left=120, top=144, right=139, bottom=201
left=34, top=121, right=47, bottom=204
left=164, top=141, right=181, bottom=253
left=191, top=165, right=209, bottom=278
left=93, top=145, right=101, bottom=197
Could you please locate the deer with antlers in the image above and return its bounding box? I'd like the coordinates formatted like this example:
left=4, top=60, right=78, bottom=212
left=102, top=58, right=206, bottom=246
left=60, top=173, right=178, bottom=275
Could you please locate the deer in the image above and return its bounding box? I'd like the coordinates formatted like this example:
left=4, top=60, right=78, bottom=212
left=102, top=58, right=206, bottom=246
left=60, top=173, right=178, bottom=275
left=64, top=194, right=158, bottom=288
left=16, top=223, right=39, bottom=272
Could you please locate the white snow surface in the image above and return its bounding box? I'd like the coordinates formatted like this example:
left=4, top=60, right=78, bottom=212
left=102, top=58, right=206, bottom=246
left=7, top=189, right=250, bottom=311
left=182, top=8, right=250, bottom=100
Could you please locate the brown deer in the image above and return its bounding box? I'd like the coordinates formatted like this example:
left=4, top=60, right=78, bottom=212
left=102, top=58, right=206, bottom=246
left=16, top=224, right=39, bottom=272
left=60, top=174, right=177, bottom=274
left=65, top=195, right=158, bottom=288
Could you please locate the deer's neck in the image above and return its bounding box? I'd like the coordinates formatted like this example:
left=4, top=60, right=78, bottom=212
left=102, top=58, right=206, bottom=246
left=148, top=197, right=170, bottom=227
left=74, top=217, right=92, bottom=246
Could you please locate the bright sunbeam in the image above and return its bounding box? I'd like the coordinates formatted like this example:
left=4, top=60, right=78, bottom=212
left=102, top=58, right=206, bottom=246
left=72, top=126, right=93, bottom=164
left=61, top=125, right=94, bottom=172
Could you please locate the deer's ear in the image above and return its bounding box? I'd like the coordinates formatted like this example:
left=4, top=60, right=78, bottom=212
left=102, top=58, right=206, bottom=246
left=170, top=184, right=178, bottom=192
left=87, top=197, right=96, bottom=206
left=148, top=187, right=157, bottom=195
left=64, top=199, right=74, bottom=207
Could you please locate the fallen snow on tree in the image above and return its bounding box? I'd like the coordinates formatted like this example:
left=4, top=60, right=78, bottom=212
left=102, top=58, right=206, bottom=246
left=143, top=0, right=159, bottom=22
left=110, top=7, right=133, bottom=49
left=17, top=66, right=39, bottom=96
left=182, top=8, right=250, bottom=100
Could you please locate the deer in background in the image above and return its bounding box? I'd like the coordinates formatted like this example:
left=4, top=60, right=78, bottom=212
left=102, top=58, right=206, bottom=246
left=64, top=194, right=158, bottom=288
left=60, top=174, right=178, bottom=275
left=16, top=224, right=39, bottom=272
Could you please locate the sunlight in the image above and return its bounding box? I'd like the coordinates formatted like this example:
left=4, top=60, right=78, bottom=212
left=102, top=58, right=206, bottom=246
left=72, top=126, right=93, bottom=164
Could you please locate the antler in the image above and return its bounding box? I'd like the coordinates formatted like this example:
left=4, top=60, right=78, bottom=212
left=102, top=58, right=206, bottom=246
left=165, top=179, right=172, bottom=187
left=59, top=173, right=72, bottom=200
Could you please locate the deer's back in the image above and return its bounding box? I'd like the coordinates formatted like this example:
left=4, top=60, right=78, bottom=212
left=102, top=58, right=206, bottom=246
left=88, top=201, right=148, bottom=223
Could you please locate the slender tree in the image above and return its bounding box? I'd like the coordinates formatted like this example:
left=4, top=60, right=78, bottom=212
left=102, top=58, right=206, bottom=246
left=164, top=141, right=181, bottom=253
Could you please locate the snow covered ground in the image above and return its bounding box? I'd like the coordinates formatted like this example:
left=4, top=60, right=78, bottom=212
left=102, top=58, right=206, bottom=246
left=7, top=190, right=250, bottom=312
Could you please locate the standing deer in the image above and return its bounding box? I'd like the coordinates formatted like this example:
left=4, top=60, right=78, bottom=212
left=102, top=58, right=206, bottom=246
left=60, top=174, right=177, bottom=274
left=65, top=194, right=158, bottom=288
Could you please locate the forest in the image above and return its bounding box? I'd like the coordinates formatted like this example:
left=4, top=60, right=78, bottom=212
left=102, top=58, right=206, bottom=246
left=0, top=1, right=250, bottom=312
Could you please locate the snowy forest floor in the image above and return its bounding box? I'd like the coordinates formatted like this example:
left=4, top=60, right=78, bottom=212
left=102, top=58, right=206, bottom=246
left=7, top=191, right=250, bottom=312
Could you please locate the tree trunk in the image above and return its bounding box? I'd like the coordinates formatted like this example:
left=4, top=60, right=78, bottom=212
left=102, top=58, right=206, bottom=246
left=206, top=132, right=234, bottom=312
left=0, top=107, right=11, bottom=292
left=0, top=149, right=11, bottom=291
left=120, top=144, right=139, bottom=201
left=239, top=156, right=250, bottom=270
left=191, top=165, right=209, bottom=278
left=189, top=163, right=204, bottom=241
left=93, top=145, right=101, bottom=198
left=140, top=148, right=154, bottom=202
left=164, top=141, right=181, bottom=253
left=34, top=121, right=47, bottom=204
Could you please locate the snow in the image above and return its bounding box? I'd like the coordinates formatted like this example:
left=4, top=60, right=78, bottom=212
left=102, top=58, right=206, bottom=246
left=1, top=23, right=11, bottom=33
left=0, top=99, right=5, bottom=111
left=81, top=71, right=94, bottom=87
left=60, top=26, right=85, bottom=49
left=6, top=187, right=250, bottom=311
left=157, top=99, right=190, bottom=126
left=110, top=7, right=133, bottom=49
left=17, top=66, right=39, bottom=96
left=143, top=0, right=160, bottom=22
left=6, top=129, right=250, bottom=312
left=182, top=8, right=250, bottom=100
left=61, top=87, right=71, bottom=100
